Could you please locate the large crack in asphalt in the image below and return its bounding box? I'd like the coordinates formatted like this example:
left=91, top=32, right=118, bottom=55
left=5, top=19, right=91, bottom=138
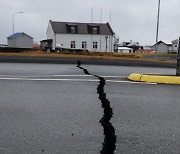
left=77, top=61, right=117, bottom=154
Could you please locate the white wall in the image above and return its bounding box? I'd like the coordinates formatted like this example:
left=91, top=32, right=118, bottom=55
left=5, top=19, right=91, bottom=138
left=53, top=34, right=113, bottom=52
left=46, top=22, right=55, bottom=48
left=46, top=22, right=54, bottom=40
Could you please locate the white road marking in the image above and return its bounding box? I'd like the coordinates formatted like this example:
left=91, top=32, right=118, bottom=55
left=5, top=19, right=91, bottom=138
left=0, top=74, right=126, bottom=78
left=106, top=80, right=157, bottom=85
left=0, top=77, right=157, bottom=85
left=0, top=78, right=99, bottom=82
left=102, top=76, right=126, bottom=78
left=0, top=74, right=92, bottom=77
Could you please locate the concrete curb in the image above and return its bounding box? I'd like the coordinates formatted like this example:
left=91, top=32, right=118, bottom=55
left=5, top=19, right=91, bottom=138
left=128, top=73, right=180, bottom=85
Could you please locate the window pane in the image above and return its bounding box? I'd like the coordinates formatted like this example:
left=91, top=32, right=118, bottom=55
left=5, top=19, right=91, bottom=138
left=93, top=42, right=97, bottom=49
left=93, top=27, right=98, bottom=34
left=82, top=41, right=87, bottom=49
left=71, top=26, right=75, bottom=33
left=71, top=41, right=76, bottom=48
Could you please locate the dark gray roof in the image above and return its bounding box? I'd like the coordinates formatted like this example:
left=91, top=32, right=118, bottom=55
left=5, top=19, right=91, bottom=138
left=50, top=21, right=114, bottom=35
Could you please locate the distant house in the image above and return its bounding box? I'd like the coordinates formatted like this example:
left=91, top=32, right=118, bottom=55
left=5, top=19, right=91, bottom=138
left=152, top=41, right=172, bottom=53
left=171, top=39, right=178, bottom=53
left=119, top=40, right=139, bottom=47
left=7, top=32, right=33, bottom=48
left=42, top=20, right=114, bottom=52
left=118, top=40, right=140, bottom=52
left=117, top=47, right=133, bottom=53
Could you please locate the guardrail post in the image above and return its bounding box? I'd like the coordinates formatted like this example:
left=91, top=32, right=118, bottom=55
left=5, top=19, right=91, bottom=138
left=176, top=37, right=180, bottom=76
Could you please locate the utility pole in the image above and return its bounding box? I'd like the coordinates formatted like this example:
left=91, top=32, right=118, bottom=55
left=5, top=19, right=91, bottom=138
left=176, top=37, right=180, bottom=76
left=12, top=11, right=24, bottom=34
left=155, top=0, right=161, bottom=59
left=100, top=9, right=102, bottom=52
left=105, top=36, right=108, bottom=52
left=12, top=11, right=24, bottom=47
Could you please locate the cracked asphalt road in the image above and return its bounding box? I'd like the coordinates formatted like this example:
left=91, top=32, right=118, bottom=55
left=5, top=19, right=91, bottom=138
left=77, top=62, right=116, bottom=153
left=1, top=63, right=180, bottom=154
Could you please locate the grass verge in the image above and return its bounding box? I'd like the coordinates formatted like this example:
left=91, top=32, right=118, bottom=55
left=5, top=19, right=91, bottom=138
left=0, top=50, right=176, bottom=64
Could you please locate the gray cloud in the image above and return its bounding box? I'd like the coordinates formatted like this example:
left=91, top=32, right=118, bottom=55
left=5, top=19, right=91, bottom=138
left=0, top=0, right=180, bottom=45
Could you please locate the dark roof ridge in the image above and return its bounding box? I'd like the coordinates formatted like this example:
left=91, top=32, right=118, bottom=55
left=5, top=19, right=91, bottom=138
left=50, top=20, right=108, bottom=25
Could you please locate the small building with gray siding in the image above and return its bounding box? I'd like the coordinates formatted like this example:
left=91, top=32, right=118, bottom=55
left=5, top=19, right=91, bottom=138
left=152, top=41, right=172, bottom=53
left=7, top=32, right=33, bottom=48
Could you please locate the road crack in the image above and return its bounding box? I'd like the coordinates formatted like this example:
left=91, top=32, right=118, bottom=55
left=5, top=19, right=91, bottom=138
left=77, top=61, right=117, bottom=154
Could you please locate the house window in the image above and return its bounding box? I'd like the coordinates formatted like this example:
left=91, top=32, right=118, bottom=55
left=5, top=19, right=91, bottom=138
left=70, top=41, right=76, bottom=48
left=92, top=27, right=98, bottom=34
left=82, top=41, right=87, bottom=49
left=93, top=42, right=98, bottom=49
left=88, top=25, right=100, bottom=34
left=67, top=24, right=78, bottom=34
left=71, top=26, right=76, bottom=33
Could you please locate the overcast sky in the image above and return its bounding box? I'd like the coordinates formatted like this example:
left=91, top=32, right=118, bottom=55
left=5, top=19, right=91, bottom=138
left=0, top=0, right=180, bottom=45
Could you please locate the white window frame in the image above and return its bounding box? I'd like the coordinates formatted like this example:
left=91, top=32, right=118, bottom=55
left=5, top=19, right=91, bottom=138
left=93, top=42, right=98, bottom=49
left=82, top=41, right=87, bottom=49
left=70, top=41, right=76, bottom=48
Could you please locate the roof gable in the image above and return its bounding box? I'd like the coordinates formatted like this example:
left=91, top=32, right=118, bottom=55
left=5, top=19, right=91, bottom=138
left=152, top=40, right=172, bottom=47
left=49, top=20, right=114, bottom=35
left=172, top=39, right=178, bottom=43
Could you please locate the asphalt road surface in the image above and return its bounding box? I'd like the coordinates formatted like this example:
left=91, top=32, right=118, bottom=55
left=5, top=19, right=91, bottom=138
left=0, top=63, right=180, bottom=154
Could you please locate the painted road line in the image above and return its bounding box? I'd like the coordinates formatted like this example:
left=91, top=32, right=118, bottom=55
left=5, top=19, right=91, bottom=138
left=0, top=78, right=98, bottom=82
left=0, top=77, right=156, bottom=85
left=102, top=76, right=126, bottom=78
left=0, top=74, right=93, bottom=77
left=106, top=80, right=157, bottom=85
left=0, top=74, right=126, bottom=78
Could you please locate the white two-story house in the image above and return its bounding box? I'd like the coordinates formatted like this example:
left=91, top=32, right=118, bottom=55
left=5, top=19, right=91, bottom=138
left=44, top=20, right=114, bottom=52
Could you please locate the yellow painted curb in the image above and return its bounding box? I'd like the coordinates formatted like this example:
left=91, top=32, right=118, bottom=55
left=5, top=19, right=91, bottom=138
left=128, top=73, right=180, bottom=84
left=128, top=73, right=142, bottom=81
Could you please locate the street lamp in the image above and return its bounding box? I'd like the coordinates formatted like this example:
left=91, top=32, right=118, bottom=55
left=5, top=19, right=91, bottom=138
left=12, top=11, right=24, bottom=34
left=155, top=0, right=161, bottom=59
